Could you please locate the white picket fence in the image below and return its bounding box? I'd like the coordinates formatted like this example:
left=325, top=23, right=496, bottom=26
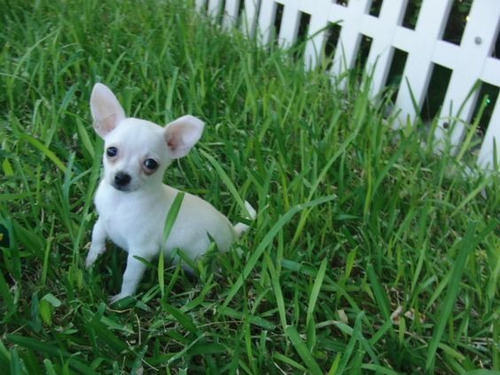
left=196, top=0, right=500, bottom=170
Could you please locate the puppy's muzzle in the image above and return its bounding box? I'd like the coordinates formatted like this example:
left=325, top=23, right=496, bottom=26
left=113, top=171, right=132, bottom=191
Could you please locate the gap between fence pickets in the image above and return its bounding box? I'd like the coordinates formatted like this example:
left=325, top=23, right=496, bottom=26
left=197, top=0, right=500, bottom=172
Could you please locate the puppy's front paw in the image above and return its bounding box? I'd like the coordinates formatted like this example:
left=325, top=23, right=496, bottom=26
left=85, top=244, right=106, bottom=268
left=109, top=292, right=131, bottom=304
left=85, top=252, right=98, bottom=268
left=85, top=253, right=96, bottom=268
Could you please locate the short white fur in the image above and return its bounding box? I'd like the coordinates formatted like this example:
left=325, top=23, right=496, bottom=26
left=85, top=83, right=255, bottom=303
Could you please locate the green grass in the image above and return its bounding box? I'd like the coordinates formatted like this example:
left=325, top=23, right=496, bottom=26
left=1, top=0, right=499, bottom=374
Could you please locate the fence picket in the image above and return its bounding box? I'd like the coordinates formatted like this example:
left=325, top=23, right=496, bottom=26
left=303, top=0, right=331, bottom=70
left=478, top=96, right=500, bottom=169
left=437, top=0, right=500, bottom=151
left=330, top=0, right=372, bottom=84
left=277, top=0, right=301, bottom=48
left=242, top=0, right=261, bottom=36
left=223, top=0, right=240, bottom=29
left=208, top=0, right=223, bottom=17
left=257, top=0, right=278, bottom=44
left=395, top=0, right=454, bottom=126
left=195, top=0, right=206, bottom=10
left=364, top=0, right=408, bottom=97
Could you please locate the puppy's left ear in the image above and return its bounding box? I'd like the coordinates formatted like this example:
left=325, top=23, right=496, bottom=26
left=164, top=115, right=204, bottom=159
left=90, top=83, right=126, bottom=138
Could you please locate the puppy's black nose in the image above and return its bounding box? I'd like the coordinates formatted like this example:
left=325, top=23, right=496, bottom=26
left=114, top=172, right=131, bottom=187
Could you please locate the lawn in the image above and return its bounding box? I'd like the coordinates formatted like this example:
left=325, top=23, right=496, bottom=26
left=0, top=0, right=499, bottom=374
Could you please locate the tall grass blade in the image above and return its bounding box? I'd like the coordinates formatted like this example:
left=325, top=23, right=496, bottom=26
left=19, top=134, right=67, bottom=173
left=274, top=352, right=308, bottom=372
left=221, top=195, right=335, bottom=309
left=199, top=149, right=247, bottom=215
left=88, top=317, right=129, bottom=354
left=263, top=253, right=287, bottom=330
left=426, top=222, right=495, bottom=372
left=159, top=192, right=184, bottom=298
left=367, top=264, right=394, bottom=338
left=285, top=325, right=323, bottom=375
left=306, top=258, right=327, bottom=332
left=162, top=303, right=199, bottom=335
left=335, top=311, right=365, bottom=374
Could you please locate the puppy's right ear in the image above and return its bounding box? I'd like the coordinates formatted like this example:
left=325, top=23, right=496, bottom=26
left=164, top=115, right=204, bottom=159
left=90, top=83, right=126, bottom=138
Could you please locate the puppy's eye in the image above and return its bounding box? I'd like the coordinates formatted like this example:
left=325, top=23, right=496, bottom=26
left=106, top=147, right=118, bottom=157
left=143, top=158, right=158, bottom=171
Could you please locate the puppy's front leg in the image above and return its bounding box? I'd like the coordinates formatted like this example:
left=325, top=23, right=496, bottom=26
left=110, top=253, right=149, bottom=303
left=86, top=217, right=107, bottom=267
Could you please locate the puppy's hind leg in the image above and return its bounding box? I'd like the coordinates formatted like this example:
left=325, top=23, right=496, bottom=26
left=233, top=201, right=257, bottom=238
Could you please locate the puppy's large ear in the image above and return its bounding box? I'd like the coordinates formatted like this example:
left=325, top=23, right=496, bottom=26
left=90, top=83, right=126, bottom=138
left=164, top=115, right=204, bottom=159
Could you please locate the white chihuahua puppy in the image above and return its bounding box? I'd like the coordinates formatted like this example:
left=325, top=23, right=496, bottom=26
left=85, top=83, right=254, bottom=302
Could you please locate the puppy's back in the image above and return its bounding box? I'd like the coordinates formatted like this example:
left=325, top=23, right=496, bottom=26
left=163, top=186, right=235, bottom=258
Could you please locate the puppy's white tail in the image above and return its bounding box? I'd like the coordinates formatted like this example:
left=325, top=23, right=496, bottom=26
left=233, top=201, right=257, bottom=238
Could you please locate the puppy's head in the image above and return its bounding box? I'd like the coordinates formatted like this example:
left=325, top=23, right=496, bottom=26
left=90, top=83, right=204, bottom=192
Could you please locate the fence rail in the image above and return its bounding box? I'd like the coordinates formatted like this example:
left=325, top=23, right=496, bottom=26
left=197, top=0, right=500, bottom=170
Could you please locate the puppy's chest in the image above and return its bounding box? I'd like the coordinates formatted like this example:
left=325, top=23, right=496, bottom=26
left=95, top=187, right=167, bottom=249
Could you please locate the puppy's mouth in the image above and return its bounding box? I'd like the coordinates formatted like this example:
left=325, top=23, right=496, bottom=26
left=112, top=183, right=132, bottom=192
